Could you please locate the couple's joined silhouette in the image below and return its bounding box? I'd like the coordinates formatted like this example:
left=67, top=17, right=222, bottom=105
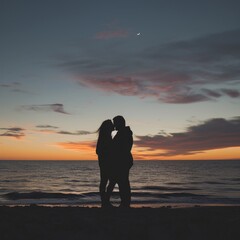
left=96, top=115, right=133, bottom=208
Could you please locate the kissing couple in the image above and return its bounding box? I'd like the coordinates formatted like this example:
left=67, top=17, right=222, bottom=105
left=96, top=115, right=133, bottom=208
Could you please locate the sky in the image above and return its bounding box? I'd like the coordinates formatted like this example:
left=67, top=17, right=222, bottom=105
left=1, top=0, right=240, bottom=160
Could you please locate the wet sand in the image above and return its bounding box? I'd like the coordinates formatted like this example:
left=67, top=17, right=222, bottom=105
left=0, top=206, right=239, bottom=240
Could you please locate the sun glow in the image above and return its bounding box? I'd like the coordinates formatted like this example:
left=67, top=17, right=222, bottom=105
left=1, top=137, right=239, bottom=160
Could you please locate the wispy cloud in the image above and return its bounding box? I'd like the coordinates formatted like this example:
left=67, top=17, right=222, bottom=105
left=58, top=29, right=240, bottom=104
left=134, top=117, right=240, bottom=156
left=0, top=84, right=11, bottom=88
left=36, top=125, right=59, bottom=129
left=0, top=82, right=30, bottom=94
left=221, top=89, right=240, bottom=98
left=0, top=127, right=25, bottom=139
left=0, top=82, right=21, bottom=88
left=35, top=125, right=93, bottom=135
left=57, top=130, right=93, bottom=135
left=20, top=104, right=70, bottom=114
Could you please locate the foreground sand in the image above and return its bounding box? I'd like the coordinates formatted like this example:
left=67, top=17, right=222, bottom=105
left=0, top=206, right=239, bottom=240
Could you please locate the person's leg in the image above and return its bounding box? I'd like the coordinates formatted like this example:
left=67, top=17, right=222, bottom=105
left=105, top=181, right=115, bottom=205
left=104, top=164, right=118, bottom=205
left=105, top=179, right=116, bottom=203
left=99, top=167, right=108, bottom=207
left=118, top=168, right=131, bottom=207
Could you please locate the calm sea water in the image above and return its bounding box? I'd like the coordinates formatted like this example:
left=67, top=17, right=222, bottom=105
left=0, top=160, right=239, bottom=207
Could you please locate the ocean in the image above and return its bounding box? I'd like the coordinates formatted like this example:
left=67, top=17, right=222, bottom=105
left=0, top=160, right=239, bottom=207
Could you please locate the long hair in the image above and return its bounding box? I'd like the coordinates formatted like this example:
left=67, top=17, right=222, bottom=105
left=97, top=119, right=113, bottom=138
left=96, top=120, right=113, bottom=155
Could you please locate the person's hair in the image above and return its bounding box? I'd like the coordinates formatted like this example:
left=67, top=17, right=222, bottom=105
left=113, top=115, right=125, bottom=126
left=97, top=119, right=113, bottom=136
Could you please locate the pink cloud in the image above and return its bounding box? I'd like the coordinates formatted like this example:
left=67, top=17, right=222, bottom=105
left=79, top=76, right=143, bottom=95
left=58, top=29, right=240, bottom=104
left=95, top=29, right=128, bottom=39
left=77, top=74, right=210, bottom=103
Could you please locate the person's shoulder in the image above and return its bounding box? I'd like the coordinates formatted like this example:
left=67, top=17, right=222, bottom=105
left=125, top=126, right=133, bottom=135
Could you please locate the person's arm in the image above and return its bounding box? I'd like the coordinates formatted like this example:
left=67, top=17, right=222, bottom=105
left=126, top=134, right=133, bottom=152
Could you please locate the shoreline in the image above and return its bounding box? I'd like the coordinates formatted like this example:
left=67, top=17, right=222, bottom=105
left=1, top=202, right=240, bottom=208
left=1, top=205, right=239, bottom=240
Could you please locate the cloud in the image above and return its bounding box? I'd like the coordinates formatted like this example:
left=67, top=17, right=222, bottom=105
left=95, top=29, right=128, bottom=39
left=221, top=89, right=240, bottom=98
left=78, top=76, right=147, bottom=97
left=0, top=82, right=30, bottom=94
left=20, top=104, right=70, bottom=114
left=0, top=84, right=12, bottom=88
left=57, top=130, right=93, bottom=135
left=0, top=127, right=25, bottom=139
left=134, top=117, right=240, bottom=156
left=56, top=141, right=95, bottom=151
left=202, top=88, right=240, bottom=99
left=35, top=125, right=93, bottom=135
left=36, top=125, right=59, bottom=129
left=202, top=89, right=222, bottom=98
left=58, top=29, right=240, bottom=104
left=0, top=82, right=20, bottom=88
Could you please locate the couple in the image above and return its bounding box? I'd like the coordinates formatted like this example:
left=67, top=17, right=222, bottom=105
left=96, top=115, right=133, bottom=208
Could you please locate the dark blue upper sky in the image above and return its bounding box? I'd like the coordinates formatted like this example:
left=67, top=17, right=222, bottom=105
left=1, top=0, right=240, bottom=159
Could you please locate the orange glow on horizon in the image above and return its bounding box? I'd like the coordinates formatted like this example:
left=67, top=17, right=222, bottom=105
left=56, top=141, right=96, bottom=152
left=1, top=138, right=240, bottom=160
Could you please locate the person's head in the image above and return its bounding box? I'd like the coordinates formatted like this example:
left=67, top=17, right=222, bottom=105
left=113, top=115, right=125, bottom=131
left=97, top=119, right=114, bottom=136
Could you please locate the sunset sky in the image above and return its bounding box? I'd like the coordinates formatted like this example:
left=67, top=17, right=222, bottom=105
left=1, top=0, right=240, bottom=160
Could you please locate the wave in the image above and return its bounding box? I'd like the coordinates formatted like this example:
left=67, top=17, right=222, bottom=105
left=1, top=191, right=240, bottom=205
left=228, top=177, right=240, bottom=182
left=189, top=181, right=227, bottom=185
left=167, top=182, right=183, bottom=185
left=133, top=192, right=206, bottom=198
left=3, top=191, right=98, bottom=200
left=204, top=181, right=228, bottom=185
left=0, top=179, right=30, bottom=183
left=2, top=191, right=206, bottom=201
left=221, top=187, right=240, bottom=191
left=139, top=186, right=200, bottom=191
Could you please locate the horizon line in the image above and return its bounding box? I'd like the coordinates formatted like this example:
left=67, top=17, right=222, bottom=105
left=0, top=159, right=239, bottom=161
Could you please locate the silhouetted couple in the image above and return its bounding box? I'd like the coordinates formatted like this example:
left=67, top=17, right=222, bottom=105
left=96, top=115, right=133, bottom=208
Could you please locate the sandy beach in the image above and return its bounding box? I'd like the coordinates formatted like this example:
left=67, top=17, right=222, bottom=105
left=0, top=205, right=239, bottom=240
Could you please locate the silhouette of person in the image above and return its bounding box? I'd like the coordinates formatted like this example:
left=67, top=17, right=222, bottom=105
left=112, top=115, right=133, bottom=208
left=96, top=120, right=115, bottom=208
